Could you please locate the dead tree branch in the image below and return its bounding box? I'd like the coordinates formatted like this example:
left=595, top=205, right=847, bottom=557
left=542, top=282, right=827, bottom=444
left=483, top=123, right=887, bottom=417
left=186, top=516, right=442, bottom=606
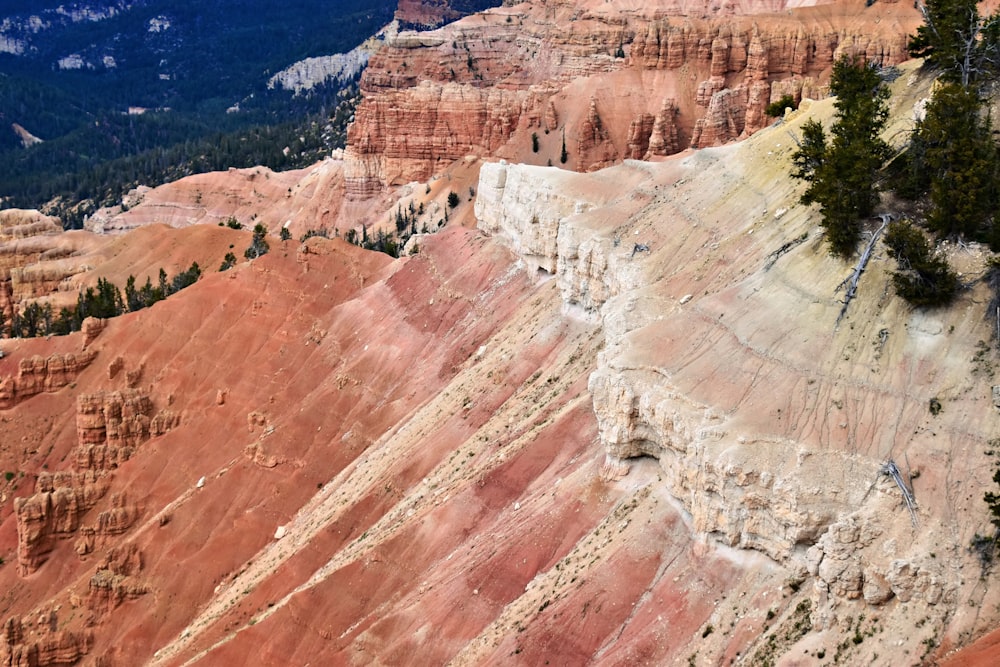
left=764, top=233, right=809, bottom=271
left=836, top=214, right=891, bottom=325
left=881, top=458, right=918, bottom=527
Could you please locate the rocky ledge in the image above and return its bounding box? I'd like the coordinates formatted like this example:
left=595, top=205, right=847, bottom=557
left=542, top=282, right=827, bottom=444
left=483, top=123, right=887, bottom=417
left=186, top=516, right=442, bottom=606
left=475, top=61, right=994, bottom=655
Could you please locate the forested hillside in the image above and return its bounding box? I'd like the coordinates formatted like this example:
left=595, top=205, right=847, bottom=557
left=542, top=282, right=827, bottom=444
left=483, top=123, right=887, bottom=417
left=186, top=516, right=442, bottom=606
left=0, top=1, right=397, bottom=225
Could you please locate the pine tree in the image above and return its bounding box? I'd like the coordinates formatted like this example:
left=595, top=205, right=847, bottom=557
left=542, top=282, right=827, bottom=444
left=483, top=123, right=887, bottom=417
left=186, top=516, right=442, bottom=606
left=125, top=275, right=142, bottom=312
left=791, top=56, right=891, bottom=258
left=916, top=83, right=999, bottom=243
left=883, top=220, right=959, bottom=307
left=909, top=0, right=1000, bottom=86
left=244, top=223, right=270, bottom=260
left=219, top=252, right=238, bottom=271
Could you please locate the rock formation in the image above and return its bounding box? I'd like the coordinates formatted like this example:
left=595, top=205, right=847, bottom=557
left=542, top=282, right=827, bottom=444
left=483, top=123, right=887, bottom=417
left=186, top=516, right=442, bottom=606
left=12, top=384, right=161, bottom=575
left=0, top=210, right=93, bottom=317
left=2, top=3, right=1000, bottom=667
left=344, top=0, right=921, bottom=193
left=0, top=614, right=93, bottom=667
left=86, top=544, right=147, bottom=618
left=0, top=351, right=97, bottom=409
left=14, top=471, right=110, bottom=575
left=75, top=390, right=154, bottom=459
left=395, top=0, right=502, bottom=29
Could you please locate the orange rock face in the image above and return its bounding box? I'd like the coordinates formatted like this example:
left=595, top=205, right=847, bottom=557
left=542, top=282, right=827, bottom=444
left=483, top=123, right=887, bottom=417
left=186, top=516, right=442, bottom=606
left=14, top=471, right=110, bottom=575
left=0, top=614, right=93, bottom=667
left=0, top=352, right=97, bottom=409
left=344, top=0, right=921, bottom=191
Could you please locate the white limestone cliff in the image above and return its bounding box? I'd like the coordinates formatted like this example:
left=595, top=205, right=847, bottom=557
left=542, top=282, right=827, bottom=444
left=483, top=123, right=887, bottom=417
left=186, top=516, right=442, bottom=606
left=475, top=62, right=992, bottom=653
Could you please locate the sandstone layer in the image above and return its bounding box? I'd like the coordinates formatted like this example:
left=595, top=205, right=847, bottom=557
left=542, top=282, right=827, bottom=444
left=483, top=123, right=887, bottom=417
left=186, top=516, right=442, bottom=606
left=2, top=1, right=1000, bottom=665
left=0, top=56, right=998, bottom=665
left=344, top=0, right=921, bottom=194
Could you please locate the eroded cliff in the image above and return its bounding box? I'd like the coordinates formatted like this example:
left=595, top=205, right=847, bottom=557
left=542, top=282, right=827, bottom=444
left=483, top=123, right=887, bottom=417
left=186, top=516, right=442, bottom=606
left=345, top=0, right=921, bottom=194
left=474, top=60, right=1000, bottom=663
left=1, top=3, right=999, bottom=667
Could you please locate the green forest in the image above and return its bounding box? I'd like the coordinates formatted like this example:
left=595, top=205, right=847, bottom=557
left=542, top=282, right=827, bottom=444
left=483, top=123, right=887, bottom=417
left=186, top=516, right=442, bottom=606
left=0, top=0, right=396, bottom=226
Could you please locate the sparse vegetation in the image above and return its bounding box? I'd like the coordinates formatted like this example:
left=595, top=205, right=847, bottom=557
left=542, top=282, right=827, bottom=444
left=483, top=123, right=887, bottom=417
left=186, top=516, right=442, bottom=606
left=244, top=223, right=271, bottom=260
left=765, top=94, right=796, bottom=117
left=970, top=442, right=1000, bottom=572
left=882, top=220, right=959, bottom=307
left=2, top=262, right=201, bottom=339
left=928, top=397, right=943, bottom=415
left=219, top=252, right=238, bottom=271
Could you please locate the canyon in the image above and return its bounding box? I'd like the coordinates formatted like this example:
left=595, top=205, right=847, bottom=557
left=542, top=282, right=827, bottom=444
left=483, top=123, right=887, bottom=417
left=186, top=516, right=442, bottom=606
left=1, top=0, right=999, bottom=666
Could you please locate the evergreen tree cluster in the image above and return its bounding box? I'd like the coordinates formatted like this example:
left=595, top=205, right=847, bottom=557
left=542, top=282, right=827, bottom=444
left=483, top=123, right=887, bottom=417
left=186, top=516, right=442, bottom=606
left=325, top=194, right=448, bottom=259
left=790, top=0, right=1000, bottom=309
left=2, top=263, right=201, bottom=339
left=791, top=56, right=892, bottom=259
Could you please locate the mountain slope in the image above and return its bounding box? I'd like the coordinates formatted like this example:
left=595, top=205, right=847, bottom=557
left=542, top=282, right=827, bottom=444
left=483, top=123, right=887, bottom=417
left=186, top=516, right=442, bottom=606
left=2, top=56, right=999, bottom=665
left=2, top=2, right=1000, bottom=666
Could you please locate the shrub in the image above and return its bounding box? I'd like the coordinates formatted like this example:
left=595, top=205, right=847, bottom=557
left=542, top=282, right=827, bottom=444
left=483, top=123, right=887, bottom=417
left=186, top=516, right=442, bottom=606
left=766, top=94, right=796, bottom=117
left=883, top=220, right=959, bottom=307
left=447, top=191, right=460, bottom=208
left=244, top=223, right=270, bottom=260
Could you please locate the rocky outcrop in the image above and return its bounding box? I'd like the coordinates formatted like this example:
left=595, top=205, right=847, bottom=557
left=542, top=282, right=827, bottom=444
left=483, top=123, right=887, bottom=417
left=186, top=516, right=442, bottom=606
left=0, top=614, right=93, bottom=667
left=576, top=98, right=616, bottom=170
left=475, top=159, right=647, bottom=310
left=644, top=99, right=681, bottom=158
left=0, top=210, right=61, bottom=242
left=395, top=0, right=503, bottom=29
left=345, top=1, right=921, bottom=191
left=86, top=544, right=147, bottom=617
left=85, top=161, right=349, bottom=240
left=475, top=161, right=591, bottom=275
left=0, top=351, right=98, bottom=409
left=14, top=387, right=160, bottom=574
left=0, top=210, right=92, bottom=317
left=81, top=317, right=104, bottom=347
left=14, top=471, right=111, bottom=575
left=76, top=390, right=155, bottom=469
left=345, top=81, right=529, bottom=196
left=268, top=51, right=372, bottom=95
